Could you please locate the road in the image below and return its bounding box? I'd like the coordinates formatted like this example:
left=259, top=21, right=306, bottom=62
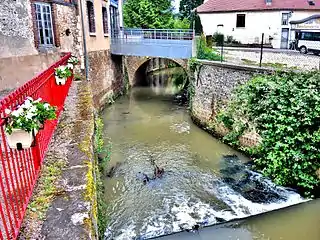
left=221, top=47, right=320, bottom=70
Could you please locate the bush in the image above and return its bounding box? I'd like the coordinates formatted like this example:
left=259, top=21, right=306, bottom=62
left=197, top=35, right=221, bottom=61
left=218, top=71, right=320, bottom=197
left=212, top=32, right=224, bottom=46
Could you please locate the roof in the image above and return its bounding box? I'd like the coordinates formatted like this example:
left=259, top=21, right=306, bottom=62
left=290, top=14, right=320, bottom=23
left=197, top=0, right=320, bottom=13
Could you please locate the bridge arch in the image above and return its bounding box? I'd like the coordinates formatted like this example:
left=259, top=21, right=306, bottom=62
left=124, top=56, right=188, bottom=87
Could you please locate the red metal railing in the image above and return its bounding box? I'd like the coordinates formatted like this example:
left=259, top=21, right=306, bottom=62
left=0, top=53, right=72, bottom=239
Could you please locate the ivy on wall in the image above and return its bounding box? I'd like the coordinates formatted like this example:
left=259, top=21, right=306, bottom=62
left=218, top=71, right=320, bottom=197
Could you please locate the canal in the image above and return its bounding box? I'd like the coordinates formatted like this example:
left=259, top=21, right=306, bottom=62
left=100, top=66, right=318, bottom=240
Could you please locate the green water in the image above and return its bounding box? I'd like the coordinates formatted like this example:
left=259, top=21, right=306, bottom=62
left=100, top=87, right=306, bottom=240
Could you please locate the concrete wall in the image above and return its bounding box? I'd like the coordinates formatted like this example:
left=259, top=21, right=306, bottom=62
left=199, top=10, right=320, bottom=48
left=0, top=0, right=38, bottom=58
left=191, top=60, right=268, bottom=146
left=0, top=53, right=62, bottom=91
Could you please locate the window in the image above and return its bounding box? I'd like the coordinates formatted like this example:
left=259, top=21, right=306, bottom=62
left=102, top=7, right=108, bottom=35
left=301, top=32, right=314, bottom=40
left=313, top=32, right=320, bottom=41
left=236, top=14, right=246, bottom=28
left=282, top=13, right=289, bottom=25
left=87, top=1, right=96, bottom=33
left=34, top=2, right=54, bottom=46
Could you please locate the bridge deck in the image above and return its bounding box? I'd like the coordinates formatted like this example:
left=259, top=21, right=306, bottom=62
left=110, top=29, right=194, bottom=59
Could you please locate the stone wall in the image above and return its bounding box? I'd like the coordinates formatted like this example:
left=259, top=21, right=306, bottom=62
left=88, top=50, right=124, bottom=110
left=55, top=4, right=82, bottom=56
left=191, top=60, right=271, bottom=147
left=124, top=56, right=188, bottom=86
left=0, top=0, right=37, bottom=58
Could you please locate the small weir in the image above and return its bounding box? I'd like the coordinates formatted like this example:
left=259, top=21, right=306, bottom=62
left=100, top=64, right=311, bottom=240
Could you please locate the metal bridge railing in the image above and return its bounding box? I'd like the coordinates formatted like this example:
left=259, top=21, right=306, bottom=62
left=111, top=28, right=194, bottom=41
left=110, top=28, right=194, bottom=58
left=0, top=53, right=72, bottom=239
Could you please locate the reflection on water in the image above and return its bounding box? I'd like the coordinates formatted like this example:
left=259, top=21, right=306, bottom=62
left=145, top=67, right=187, bottom=95
left=101, top=88, right=304, bottom=240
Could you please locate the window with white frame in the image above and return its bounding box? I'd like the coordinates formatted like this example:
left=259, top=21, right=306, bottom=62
left=282, top=13, right=289, bottom=25
left=35, top=2, right=55, bottom=46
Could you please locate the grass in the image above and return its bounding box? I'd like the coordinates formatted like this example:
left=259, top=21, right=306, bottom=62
left=94, top=117, right=111, bottom=238
left=27, top=158, right=66, bottom=220
left=241, top=58, right=291, bottom=69
left=241, top=58, right=257, bottom=65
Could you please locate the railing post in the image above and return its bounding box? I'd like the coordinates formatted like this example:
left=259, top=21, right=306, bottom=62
left=260, top=33, right=264, bottom=68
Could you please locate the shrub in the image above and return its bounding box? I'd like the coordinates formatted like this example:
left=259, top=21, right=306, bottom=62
left=197, top=35, right=221, bottom=61
left=218, top=71, right=320, bottom=197
left=212, top=32, right=224, bottom=45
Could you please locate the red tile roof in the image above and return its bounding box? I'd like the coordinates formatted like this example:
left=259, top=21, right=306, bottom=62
left=197, top=0, right=320, bottom=13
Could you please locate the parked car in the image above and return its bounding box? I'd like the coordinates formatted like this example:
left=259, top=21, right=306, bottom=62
left=296, top=31, right=320, bottom=55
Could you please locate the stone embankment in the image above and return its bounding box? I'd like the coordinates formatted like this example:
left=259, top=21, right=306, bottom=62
left=20, top=81, right=98, bottom=239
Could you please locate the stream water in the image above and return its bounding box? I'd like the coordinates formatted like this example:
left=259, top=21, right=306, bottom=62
left=100, top=83, right=310, bottom=239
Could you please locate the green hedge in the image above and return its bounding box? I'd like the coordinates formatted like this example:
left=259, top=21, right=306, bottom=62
left=218, top=71, right=320, bottom=197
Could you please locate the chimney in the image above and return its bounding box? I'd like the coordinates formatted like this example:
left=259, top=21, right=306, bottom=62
left=266, top=0, right=272, bottom=5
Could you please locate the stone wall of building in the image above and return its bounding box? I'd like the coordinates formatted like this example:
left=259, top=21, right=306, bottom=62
left=0, top=0, right=38, bottom=58
left=88, top=50, right=124, bottom=110
left=56, top=4, right=82, bottom=55
left=191, top=60, right=270, bottom=147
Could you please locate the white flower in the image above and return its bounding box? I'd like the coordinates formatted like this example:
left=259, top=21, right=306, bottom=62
left=29, top=105, right=37, bottom=113
left=26, top=111, right=36, bottom=120
left=34, top=98, right=42, bottom=103
left=5, top=109, right=11, bottom=115
left=23, top=99, right=33, bottom=109
left=67, top=63, right=74, bottom=70
left=26, top=97, right=33, bottom=101
left=11, top=108, right=22, bottom=117
left=44, top=103, right=50, bottom=110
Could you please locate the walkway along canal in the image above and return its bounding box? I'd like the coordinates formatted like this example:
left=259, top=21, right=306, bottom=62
left=97, top=65, right=319, bottom=240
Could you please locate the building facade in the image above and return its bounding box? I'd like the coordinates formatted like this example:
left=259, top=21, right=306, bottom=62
left=197, top=0, right=320, bottom=49
left=0, top=0, right=123, bottom=99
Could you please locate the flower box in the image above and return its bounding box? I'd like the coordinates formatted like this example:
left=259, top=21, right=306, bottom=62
left=55, top=75, right=67, bottom=85
left=5, top=128, right=35, bottom=149
left=4, top=97, right=56, bottom=150
left=54, top=65, right=72, bottom=86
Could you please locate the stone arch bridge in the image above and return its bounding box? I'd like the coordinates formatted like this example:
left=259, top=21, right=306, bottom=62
left=123, top=56, right=189, bottom=86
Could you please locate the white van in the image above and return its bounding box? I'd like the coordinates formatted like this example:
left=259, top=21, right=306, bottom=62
left=297, top=31, right=320, bottom=55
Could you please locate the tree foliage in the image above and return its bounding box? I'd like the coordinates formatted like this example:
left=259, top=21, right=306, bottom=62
left=123, top=0, right=174, bottom=29
left=179, top=0, right=203, bottom=33
left=218, top=71, right=320, bottom=197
